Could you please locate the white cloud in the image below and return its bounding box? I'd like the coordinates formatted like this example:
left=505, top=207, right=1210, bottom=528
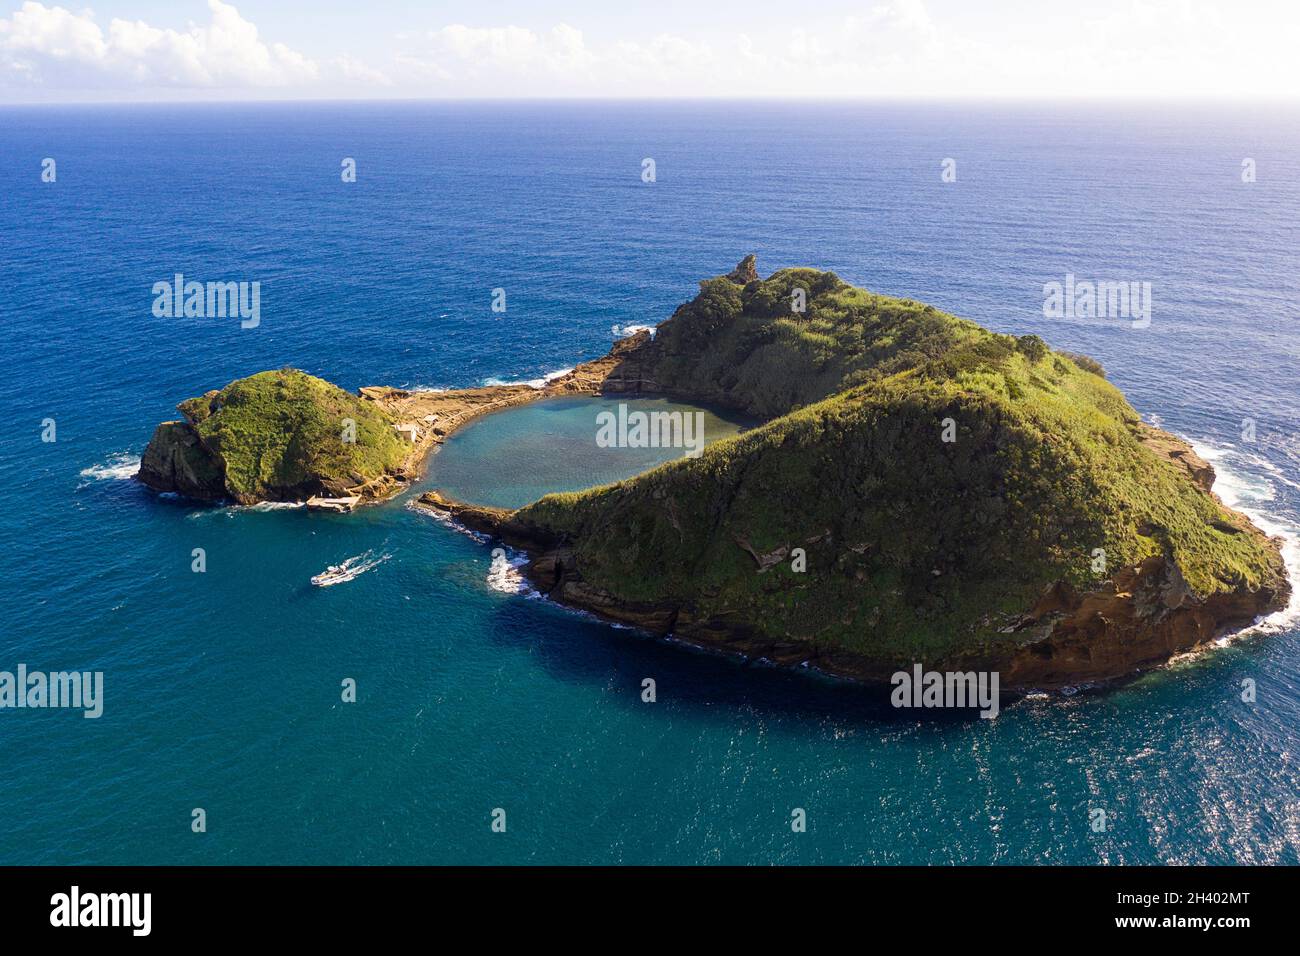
left=392, top=1, right=1299, bottom=99
left=391, top=4, right=953, bottom=97
left=332, top=54, right=392, bottom=88
left=403, top=22, right=727, bottom=96
left=0, top=0, right=1296, bottom=100
left=0, top=0, right=323, bottom=89
left=416, top=23, right=597, bottom=85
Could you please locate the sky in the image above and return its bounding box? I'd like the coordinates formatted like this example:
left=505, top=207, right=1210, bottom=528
left=0, top=0, right=1297, bottom=103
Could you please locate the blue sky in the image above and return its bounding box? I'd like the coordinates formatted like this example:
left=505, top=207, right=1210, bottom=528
left=1, top=0, right=1296, bottom=102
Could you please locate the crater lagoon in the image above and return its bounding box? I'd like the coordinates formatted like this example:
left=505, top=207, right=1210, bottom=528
left=422, top=396, right=754, bottom=509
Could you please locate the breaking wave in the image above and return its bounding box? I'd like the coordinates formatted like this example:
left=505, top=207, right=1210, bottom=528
left=1192, top=439, right=1300, bottom=635
left=486, top=546, right=539, bottom=597
left=481, top=368, right=573, bottom=389
left=407, top=500, right=491, bottom=542
left=612, top=324, right=657, bottom=339
left=79, top=453, right=140, bottom=482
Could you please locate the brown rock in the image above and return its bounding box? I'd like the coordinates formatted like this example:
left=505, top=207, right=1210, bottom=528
left=136, top=421, right=225, bottom=500
left=724, top=254, right=760, bottom=285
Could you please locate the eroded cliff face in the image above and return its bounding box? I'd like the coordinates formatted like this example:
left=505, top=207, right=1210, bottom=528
left=137, top=420, right=226, bottom=500
left=986, top=549, right=1288, bottom=687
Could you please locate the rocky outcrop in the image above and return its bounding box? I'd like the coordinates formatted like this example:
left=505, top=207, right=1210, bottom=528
left=137, top=369, right=413, bottom=504
left=982, top=549, right=1288, bottom=686
left=137, top=421, right=225, bottom=500
left=725, top=253, right=760, bottom=285
left=1136, top=423, right=1216, bottom=493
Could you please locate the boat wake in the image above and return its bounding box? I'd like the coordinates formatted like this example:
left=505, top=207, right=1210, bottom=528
left=311, top=550, right=390, bottom=587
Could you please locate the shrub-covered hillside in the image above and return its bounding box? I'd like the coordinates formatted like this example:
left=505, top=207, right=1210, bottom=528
left=140, top=369, right=409, bottom=503
left=509, top=260, right=1284, bottom=666
left=635, top=258, right=991, bottom=418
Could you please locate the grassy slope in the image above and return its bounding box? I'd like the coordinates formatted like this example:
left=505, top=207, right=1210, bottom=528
left=514, top=270, right=1276, bottom=663
left=639, top=269, right=988, bottom=418
left=182, top=369, right=407, bottom=500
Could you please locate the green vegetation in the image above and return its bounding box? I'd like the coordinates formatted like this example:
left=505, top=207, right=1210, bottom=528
left=181, top=369, right=408, bottom=502
left=638, top=268, right=989, bottom=418
left=512, top=265, right=1279, bottom=663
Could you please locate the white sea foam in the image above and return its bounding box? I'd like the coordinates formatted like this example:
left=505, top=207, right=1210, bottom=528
left=1191, top=438, right=1300, bottom=635
left=486, top=546, right=539, bottom=598
left=406, top=500, right=491, bottom=543
left=408, top=501, right=539, bottom=596
left=481, top=368, right=573, bottom=390
left=185, top=500, right=305, bottom=519
left=612, top=324, right=657, bottom=340
left=79, top=453, right=140, bottom=482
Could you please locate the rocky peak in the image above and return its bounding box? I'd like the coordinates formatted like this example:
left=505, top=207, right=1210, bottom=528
left=724, top=254, right=760, bottom=285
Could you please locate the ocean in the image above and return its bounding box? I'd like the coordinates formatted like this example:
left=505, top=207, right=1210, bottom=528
left=2, top=100, right=1299, bottom=864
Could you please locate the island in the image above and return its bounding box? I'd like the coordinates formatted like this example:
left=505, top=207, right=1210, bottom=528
left=138, top=257, right=1290, bottom=688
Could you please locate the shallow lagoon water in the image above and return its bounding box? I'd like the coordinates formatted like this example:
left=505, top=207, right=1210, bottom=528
left=423, top=396, right=753, bottom=509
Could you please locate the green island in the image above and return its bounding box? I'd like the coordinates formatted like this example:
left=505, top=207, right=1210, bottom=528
left=140, top=368, right=413, bottom=503
left=138, top=257, right=1290, bottom=687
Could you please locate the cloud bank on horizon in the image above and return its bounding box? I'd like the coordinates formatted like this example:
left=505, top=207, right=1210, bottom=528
left=0, top=0, right=1296, bottom=102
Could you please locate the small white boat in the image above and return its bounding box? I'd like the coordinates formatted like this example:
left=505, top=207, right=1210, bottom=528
left=311, top=551, right=389, bottom=587
left=311, top=564, right=349, bottom=587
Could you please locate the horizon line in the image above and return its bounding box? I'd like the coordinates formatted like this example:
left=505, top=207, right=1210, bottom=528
left=4, top=93, right=1300, bottom=109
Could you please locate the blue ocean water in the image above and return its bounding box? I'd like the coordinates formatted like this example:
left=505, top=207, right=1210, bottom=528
left=2, top=101, right=1299, bottom=864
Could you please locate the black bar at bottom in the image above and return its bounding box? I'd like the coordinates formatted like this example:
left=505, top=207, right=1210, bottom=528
left=0, top=865, right=1278, bottom=940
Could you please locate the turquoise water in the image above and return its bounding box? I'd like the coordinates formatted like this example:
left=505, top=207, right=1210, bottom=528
left=3, top=101, right=1299, bottom=864
left=425, top=396, right=753, bottom=509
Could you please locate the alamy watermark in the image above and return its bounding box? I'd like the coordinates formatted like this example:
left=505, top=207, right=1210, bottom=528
left=152, top=273, right=261, bottom=328
left=891, top=664, right=1000, bottom=719
left=1042, top=273, right=1151, bottom=329
left=50, top=886, right=150, bottom=936
left=596, top=404, right=705, bottom=458
left=1, top=664, right=103, bottom=718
